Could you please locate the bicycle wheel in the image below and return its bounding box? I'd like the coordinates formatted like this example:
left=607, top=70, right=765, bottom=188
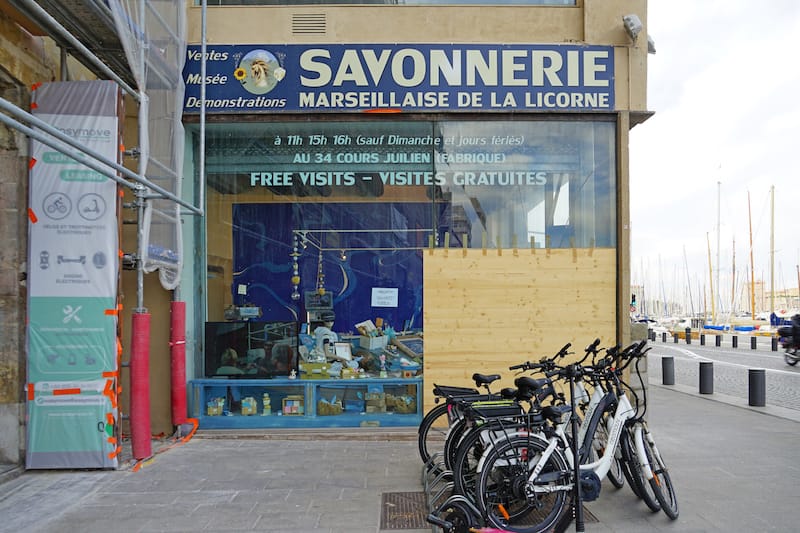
left=591, top=418, right=624, bottom=489
left=620, top=427, right=661, bottom=512
left=418, top=403, right=450, bottom=465
left=452, top=421, right=524, bottom=503
left=443, top=417, right=470, bottom=471
left=476, top=436, right=573, bottom=533
left=642, top=430, right=679, bottom=519
left=451, top=424, right=491, bottom=499
left=618, top=433, right=641, bottom=498
left=607, top=446, right=625, bottom=489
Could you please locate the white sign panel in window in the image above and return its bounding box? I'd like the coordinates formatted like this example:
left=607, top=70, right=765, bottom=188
left=371, top=288, right=398, bottom=308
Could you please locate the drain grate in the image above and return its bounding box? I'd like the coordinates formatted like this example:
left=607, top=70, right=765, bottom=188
left=380, top=491, right=429, bottom=530
left=379, top=491, right=598, bottom=530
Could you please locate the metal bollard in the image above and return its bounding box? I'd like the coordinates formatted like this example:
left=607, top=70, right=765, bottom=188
left=662, top=356, right=675, bottom=386
left=699, top=361, right=714, bottom=394
left=673, top=333, right=678, bottom=343
left=772, top=337, right=778, bottom=351
left=748, top=369, right=766, bottom=407
left=662, top=332, right=667, bottom=343
left=715, top=335, right=721, bottom=347
left=700, top=333, right=706, bottom=346
left=685, top=327, right=692, bottom=344
left=732, top=336, right=738, bottom=348
left=750, top=336, right=757, bottom=350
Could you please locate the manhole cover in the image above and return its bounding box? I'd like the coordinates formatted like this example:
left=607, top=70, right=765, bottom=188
left=380, top=491, right=429, bottom=530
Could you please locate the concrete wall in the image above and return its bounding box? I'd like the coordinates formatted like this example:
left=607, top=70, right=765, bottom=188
left=0, top=9, right=56, bottom=466
left=0, top=0, right=650, bottom=465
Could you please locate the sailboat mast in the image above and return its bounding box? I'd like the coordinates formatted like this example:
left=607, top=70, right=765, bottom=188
left=716, top=181, right=721, bottom=317
left=707, top=232, right=715, bottom=323
left=770, top=185, right=775, bottom=316
left=683, top=245, right=695, bottom=317
left=748, top=192, right=756, bottom=318
left=731, top=237, right=736, bottom=317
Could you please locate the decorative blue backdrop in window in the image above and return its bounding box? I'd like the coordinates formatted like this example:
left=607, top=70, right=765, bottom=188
left=232, top=202, right=437, bottom=332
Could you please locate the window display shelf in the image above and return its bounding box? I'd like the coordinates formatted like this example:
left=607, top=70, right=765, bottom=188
left=189, top=377, right=422, bottom=429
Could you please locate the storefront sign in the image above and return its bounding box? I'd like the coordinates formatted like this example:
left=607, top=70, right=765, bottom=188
left=183, top=44, right=614, bottom=113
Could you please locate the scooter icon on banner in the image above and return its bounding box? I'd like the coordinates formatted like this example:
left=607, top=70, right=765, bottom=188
left=62, top=305, right=82, bottom=324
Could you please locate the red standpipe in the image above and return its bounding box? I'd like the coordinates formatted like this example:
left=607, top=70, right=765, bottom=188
left=130, top=312, right=152, bottom=460
left=170, top=301, right=187, bottom=426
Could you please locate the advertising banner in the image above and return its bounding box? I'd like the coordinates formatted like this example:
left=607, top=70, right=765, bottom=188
left=26, top=81, right=120, bottom=469
left=183, top=43, right=614, bottom=114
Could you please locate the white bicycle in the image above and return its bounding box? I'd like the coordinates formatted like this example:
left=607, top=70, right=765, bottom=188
left=471, top=341, right=678, bottom=533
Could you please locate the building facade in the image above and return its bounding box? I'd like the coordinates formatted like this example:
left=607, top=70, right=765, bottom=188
left=0, top=0, right=650, bottom=468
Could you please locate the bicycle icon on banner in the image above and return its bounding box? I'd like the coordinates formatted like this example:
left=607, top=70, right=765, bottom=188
left=43, top=192, right=72, bottom=220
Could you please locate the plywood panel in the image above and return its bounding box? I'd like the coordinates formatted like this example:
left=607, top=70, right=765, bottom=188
left=422, top=248, right=616, bottom=413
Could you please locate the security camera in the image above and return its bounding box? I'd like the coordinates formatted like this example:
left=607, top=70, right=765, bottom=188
left=647, top=35, right=656, bottom=54
left=623, top=14, right=643, bottom=41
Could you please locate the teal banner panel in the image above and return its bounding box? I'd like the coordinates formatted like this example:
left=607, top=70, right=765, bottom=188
left=27, top=296, right=117, bottom=382
left=26, top=80, right=120, bottom=469
left=26, top=389, right=117, bottom=469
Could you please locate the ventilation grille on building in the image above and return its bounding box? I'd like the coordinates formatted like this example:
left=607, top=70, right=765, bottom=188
left=292, top=13, right=326, bottom=35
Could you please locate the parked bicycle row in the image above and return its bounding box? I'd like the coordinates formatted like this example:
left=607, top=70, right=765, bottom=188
left=418, top=339, right=678, bottom=533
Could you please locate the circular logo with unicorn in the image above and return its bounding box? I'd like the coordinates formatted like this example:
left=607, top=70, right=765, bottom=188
left=233, top=49, right=286, bottom=95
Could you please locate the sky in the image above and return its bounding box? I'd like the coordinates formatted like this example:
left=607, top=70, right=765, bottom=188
left=629, top=0, right=800, bottom=316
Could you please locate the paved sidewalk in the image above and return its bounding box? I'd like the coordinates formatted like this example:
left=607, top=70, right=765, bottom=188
left=1, top=383, right=798, bottom=532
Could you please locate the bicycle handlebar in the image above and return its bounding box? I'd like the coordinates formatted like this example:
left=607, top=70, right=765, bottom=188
left=508, top=342, right=573, bottom=371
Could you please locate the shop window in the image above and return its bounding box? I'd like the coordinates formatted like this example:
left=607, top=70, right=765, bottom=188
left=196, top=117, right=615, bottom=378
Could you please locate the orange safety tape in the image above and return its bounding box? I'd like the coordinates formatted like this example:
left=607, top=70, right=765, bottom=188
left=27, top=384, right=34, bottom=401
left=180, top=418, right=199, bottom=443
left=106, top=412, right=115, bottom=425
left=103, top=380, right=117, bottom=409
left=130, top=418, right=199, bottom=473
left=108, top=446, right=121, bottom=460
left=107, top=436, right=117, bottom=445
left=53, top=388, right=81, bottom=395
left=27, top=208, right=38, bottom=224
left=28, top=157, right=37, bottom=169
left=31, top=81, right=42, bottom=91
left=102, top=371, right=118, bottom=378
left=30, top=102, right=38, bottom=110
left=104, top=308, right=118, bottom=315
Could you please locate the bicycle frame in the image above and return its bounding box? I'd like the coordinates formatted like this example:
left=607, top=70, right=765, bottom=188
left=576, top=390, right=635, bottom=479
left=472, top=385, right=635, bottom=496
left=633, top=421, right=654, bottom=480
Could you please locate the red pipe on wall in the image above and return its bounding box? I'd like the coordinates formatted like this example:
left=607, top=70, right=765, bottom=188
left=130, top=311, right=152, bottom=460
left=170, top=301, right=187, bottom=426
